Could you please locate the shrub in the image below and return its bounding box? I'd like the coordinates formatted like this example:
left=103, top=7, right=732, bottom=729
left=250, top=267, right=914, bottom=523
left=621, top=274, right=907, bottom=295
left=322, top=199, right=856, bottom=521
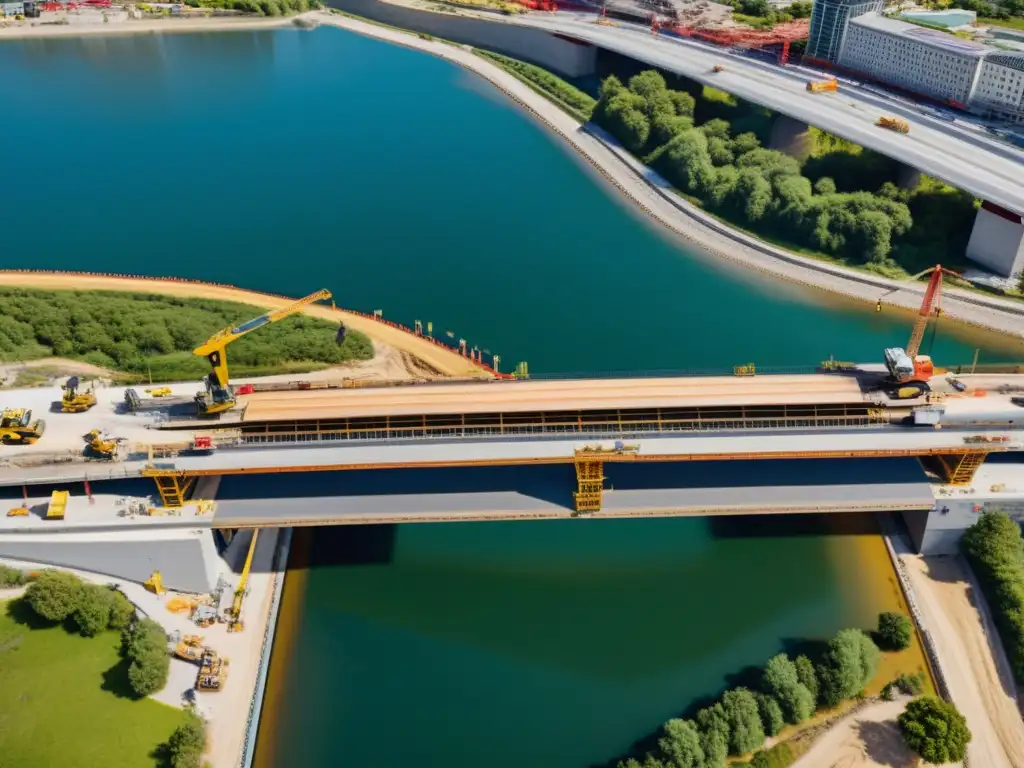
left=74, top=584, right=115, bottom=637
left=898, top=696, right=971, bottom=764
left=124, top=617, right=170, bottom=697
left=108, top=590, right=136, bottom=630
left=818, top=629, right=880, bottom=705
left=167, top=707, right=207, bottom=768
left=0, top=564, right=26, bottom=587
left=24, top=569, right=84, bottom=622
left=876, top=612, right=913, bottom=651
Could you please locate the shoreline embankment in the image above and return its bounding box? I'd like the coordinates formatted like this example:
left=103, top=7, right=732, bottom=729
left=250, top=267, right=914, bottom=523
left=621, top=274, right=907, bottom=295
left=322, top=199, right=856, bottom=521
left=0, top=270, right=493, bottom=378
left=0, top=15, right=294, bottom=40
left=3, top=10, right=1023, bottom=341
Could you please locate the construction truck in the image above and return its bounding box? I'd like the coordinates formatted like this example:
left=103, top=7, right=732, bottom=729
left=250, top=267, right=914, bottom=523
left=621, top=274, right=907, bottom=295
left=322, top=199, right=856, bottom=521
left=876, top=264, right=959, bottom=400
left=60, top=376, right=97, bottom=413
left=806, top=78, right=837, bottom=93
left=196, top=649, right=229, bottom=692
left=192, top=289, right=332, bottom=417
left=85, top=429, right=125, bottom=459
left=173, top=635, right=206, bottom=663
left=0, top=408, right=45, bottom=444
left=876, top=116, right=910, bottom=134
left=712, top=64, right=724, bottom=73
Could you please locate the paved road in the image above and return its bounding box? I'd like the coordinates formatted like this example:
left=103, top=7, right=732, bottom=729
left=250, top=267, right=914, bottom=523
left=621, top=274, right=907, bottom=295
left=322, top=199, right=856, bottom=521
left=515, top=14, right=1024, bottom=213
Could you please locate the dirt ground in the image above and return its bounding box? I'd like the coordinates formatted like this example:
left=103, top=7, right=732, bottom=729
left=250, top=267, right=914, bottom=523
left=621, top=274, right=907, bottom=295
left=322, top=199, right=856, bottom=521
left=0, top=272, right=486, bottom=378
left=789, top=698, right=916, bottom=768
left=901, top=554, right=1024, bottom=768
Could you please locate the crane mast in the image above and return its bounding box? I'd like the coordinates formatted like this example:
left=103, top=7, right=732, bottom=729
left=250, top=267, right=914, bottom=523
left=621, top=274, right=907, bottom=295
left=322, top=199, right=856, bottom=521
left=193, top=288, right=332, bottom=415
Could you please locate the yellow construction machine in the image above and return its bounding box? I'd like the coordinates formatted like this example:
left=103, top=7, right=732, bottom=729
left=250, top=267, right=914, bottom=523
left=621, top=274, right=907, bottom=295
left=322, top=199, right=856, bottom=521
left=85, top=429, right=125, bottom=459
left=226, top=530, right=259, bottom=633
left=192, top=289, right=332, bottom=417
left=60, top=376, right=97, bottom=413
left=0, top=408, right=45, bottom=445
left=6, top=506, right=28, bottom=517
left=197, top=648, right=229, bottom=691
left=875, top=116, right=910, bottom=134
left=173, top=635, right=206, bottom=663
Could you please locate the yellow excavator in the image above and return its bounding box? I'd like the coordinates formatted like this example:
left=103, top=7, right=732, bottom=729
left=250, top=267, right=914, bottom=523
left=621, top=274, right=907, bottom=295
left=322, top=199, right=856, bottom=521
left=192, top=289, right=332, bottom=416
left=0, top=408, right=45, bottom=444
left=60, top=376, right=97, bottom=413
left=85, top=429, right=125, bottom=459
left=226, top=529, right=259, bottom=633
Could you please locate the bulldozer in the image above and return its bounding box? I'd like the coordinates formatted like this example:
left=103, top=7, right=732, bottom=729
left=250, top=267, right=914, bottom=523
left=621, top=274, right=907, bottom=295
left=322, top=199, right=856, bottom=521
left=85, top=429, right=125, bottom=459
left=60, top=376, right=97, bottom=413
left=173, top=635, right=207, bottom=663
left=0, top=408, right=45, bottom=445
left=196, top=649, right=229, bottom=692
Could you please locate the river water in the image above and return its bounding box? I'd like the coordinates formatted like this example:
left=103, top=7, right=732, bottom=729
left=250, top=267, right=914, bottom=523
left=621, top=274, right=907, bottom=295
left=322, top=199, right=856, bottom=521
left=0, top=25, right=1018, bottom=768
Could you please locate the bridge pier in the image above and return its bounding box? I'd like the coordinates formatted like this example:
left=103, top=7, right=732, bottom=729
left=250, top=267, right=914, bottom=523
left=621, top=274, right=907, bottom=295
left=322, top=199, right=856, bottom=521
left=897, top=164, right=921, bottom=190
left=966, top=201, right=1024, bottom=278
left=767, top=115, right=812, bottom=161
left=573, top=455, right=605, bottom=514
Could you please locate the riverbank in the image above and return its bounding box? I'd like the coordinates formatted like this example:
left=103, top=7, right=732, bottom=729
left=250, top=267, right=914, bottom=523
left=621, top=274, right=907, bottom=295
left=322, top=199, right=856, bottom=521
left=0, top=271, right=488, bottom=378
left=0, top=14, right=294, bottom=40
left=310, top=10, right=1024, bottom=340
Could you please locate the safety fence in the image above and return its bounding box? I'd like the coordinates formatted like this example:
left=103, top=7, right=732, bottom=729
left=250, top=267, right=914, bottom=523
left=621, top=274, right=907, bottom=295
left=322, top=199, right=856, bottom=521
left=237, top=527, right=293, bottom=768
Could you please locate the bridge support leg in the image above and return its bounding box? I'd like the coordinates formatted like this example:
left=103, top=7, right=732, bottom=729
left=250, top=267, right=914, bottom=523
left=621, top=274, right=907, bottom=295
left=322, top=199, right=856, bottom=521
left=767, top=115, right=811, bottom=161
left=573, top=458, right=605, bottom=515
left=966, top=201, right=1024, bottom=277
left=144, top=470, right=195, bottom=508
left=935, top=451, right=988, bottom=486
left=897, top=164, right=921, bottom=190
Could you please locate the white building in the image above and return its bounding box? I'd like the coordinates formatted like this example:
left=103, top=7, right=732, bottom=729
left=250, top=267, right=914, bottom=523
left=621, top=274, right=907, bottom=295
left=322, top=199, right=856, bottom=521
left=971, top=52, right=1024, bottom=123
left=838, top=12, right=987, bottom=105
left=1, top=1, right=24, bottom=15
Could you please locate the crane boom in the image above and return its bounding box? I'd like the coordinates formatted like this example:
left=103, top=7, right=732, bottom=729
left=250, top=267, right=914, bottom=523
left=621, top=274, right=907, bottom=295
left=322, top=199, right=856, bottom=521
left=228, top=529, right=259, bottom=633
left=192, top=289, right=332, bottom=415
left=875, top=264, right=958, bottom=357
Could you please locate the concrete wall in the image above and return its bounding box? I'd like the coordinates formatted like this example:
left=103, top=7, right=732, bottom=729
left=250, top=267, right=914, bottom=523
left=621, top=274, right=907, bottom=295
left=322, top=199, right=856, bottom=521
left=967, top=203, right=1024, bottom=277
left=326, top=0, right=597, bottom=77
left=904, top=497, right=1024, bottom=555
left=0, top=528, right=220, bottom=593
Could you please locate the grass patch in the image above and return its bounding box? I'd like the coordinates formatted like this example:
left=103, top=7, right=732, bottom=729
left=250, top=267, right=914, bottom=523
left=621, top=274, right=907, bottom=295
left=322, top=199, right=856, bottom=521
left=0, top=287, right=373, bottom=383
left=980, top=15, right=1024, bottom=29
left=0, top=598, right=183, bottom=768
left=475, top=50, right=596, bottom=122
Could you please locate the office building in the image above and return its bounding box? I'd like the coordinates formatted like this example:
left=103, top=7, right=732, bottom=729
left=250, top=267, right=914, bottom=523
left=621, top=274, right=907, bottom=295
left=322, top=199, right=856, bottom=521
left=971, top=52, right=1024, bottom=123
left=806, top=0, right=884, bottom=63
left=838, top=13, right=986, bottom=105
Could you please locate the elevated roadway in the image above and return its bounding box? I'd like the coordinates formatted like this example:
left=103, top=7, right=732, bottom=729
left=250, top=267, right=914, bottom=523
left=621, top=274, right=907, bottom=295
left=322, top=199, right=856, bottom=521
left=511, top=14, right=1024, bottom=214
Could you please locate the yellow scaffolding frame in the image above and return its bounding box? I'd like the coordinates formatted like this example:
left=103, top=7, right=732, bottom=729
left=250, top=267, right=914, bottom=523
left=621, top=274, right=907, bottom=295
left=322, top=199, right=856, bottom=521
left=573, top=454, right=605, bottom=514
left=142, top=468, right=195, bottom=508
left=935, top=451, right=988, bottom=486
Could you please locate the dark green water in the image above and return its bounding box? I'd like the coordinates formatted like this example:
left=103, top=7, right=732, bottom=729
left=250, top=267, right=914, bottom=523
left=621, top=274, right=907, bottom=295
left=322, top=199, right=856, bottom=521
left=2, top=26, right=1019, bottom=768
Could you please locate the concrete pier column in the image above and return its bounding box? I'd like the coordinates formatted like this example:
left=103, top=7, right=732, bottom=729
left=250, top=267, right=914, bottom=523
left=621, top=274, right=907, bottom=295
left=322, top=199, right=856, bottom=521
left=966, top=201, right=1024, bottom=277
left=767, top=115, right=812, bottom=161
left=897, top=164, right=922, bottom=190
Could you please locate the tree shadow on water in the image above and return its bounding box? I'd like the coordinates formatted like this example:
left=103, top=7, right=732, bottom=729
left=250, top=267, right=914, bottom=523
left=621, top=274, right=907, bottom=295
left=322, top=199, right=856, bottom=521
left=101, top=656, right=140, bottom=700
left=856, top=719, right=916, bottom=768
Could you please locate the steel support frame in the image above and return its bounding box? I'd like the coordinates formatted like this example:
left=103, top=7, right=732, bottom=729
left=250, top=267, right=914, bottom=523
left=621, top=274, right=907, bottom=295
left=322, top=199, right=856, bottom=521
left=935, top=451, right=988, bottom=486
left=143, top=469, right=195, bottom=508
left=573, top=457, right=605, bottom=514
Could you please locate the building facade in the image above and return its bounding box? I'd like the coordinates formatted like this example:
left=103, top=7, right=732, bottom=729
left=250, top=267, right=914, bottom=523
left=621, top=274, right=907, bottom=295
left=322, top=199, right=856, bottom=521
left=806, top=0, right=884, bottom=63
left=0, top=1, right=24, bottom=15
left=838, top=13, right=986, bottom=105
left=971, top=52, right=1024, bottom=123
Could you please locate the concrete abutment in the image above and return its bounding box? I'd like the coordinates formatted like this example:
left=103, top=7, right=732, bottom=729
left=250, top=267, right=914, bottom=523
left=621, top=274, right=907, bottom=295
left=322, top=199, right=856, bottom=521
left=767, top=115, right=811, bottom=161
left=967, top=201, right=1024, bottom=278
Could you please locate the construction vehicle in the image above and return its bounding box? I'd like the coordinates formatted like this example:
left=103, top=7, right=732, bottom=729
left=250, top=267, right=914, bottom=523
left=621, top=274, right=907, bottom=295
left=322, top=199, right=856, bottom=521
left=578, top=441, right=640, bottom=456
left=145, top=570, right=165, bottom=595
left=876, top=264, right=960, bottom=400
left=196, top=648, right=229, bottom=691
left=60, top=376, right=97, bottom=413
left=712, top=64, right=724, bottom=72
left=174, top=635, right=206, bottom=663
left=6, top=506, right=28, bottom=517
left=0, top=408, right=45, bottom=445
left=192, top=289, right=332, bottom=417
left=876, top=116, right=910, bottom=134
left=145, top=387, right=173, bottom=397
left=85, top=429, right=125, bottom=459
left=193, top=604, right=217, bottom=628
left=226, top=530, right=259, bottom=632
left=46, top=490, right=68, bottom=520
left=806, top=78, right=837, bottom=93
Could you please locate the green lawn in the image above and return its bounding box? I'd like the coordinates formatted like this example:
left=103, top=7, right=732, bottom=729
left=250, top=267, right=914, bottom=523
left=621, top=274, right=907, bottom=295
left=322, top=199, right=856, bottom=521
left=980, top=16, right=1024, bottom=30
left=0, top=599, right=183, bottom=768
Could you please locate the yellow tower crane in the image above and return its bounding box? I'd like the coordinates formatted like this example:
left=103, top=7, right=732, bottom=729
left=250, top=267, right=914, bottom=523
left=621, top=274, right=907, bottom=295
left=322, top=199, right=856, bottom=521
left=227, top=529, right=259, bottom=633
left=192, top=289, right=332, bottom=416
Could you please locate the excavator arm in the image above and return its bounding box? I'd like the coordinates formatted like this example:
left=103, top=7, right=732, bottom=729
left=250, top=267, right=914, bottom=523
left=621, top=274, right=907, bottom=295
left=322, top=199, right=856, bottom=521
left=193, top=289, right=332, bottom=391
left=192, top=289, right=332, bottom=414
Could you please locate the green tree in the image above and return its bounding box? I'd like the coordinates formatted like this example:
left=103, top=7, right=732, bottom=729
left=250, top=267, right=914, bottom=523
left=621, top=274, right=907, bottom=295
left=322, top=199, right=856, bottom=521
left=25, top=569, right=84, bottom=622
left=813, top=176, right=837, bottom=195
left=657, top=718, right=705, bottom=768
left=898, top=696, right=971, bottom=764
left=0, top=564, right=25, bottom=587
left=125, top=617, right=170, bottom=697
left=696, top=701, right=731, bottom=748
left=820, top=629, right=881, bottom=704
left=721, top=687, right=765, bottom=755
left=877, top=612, right=913, bottom=651
left=700, top=118, right=731, bottom=140
left=731, top=132, right=760, bottom=155
left=763, top=654, right=816, bottom=723
left=659, top=129, right=717, bottom=195
left=168, top=707, right=207, bottom=768
left=733, top=168, right=774, bottom=223
left=108, top=590, right=136, bottom=630
left=74, top=584, right=114, bottom=637
left=755, top=692, right=785, bottom=737
left=669, top=90, right=696, bottom=119
left=795, top=655, right=819, bottom=702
